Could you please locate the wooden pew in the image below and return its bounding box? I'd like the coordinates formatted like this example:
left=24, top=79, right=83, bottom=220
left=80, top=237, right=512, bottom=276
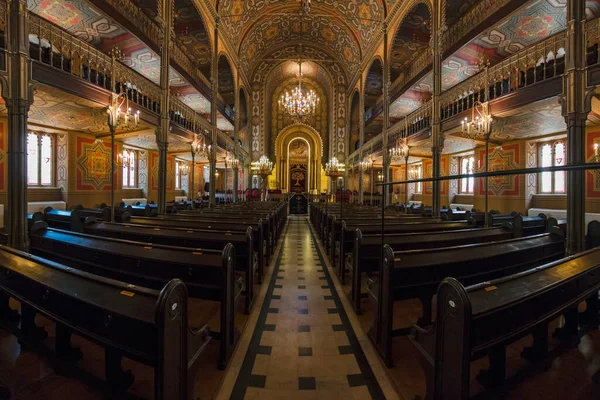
left=130, top=215, right=271, bottom=268
left=27, top=222, right=242, bottom=369
left=0, top=245, right=211, bottom=399
left=349, top=224, right=516, bottom=313
left=76, top=220, right=257, bottom=315
left=337, top=219, right=477, bottom=284
left=411, top=248, right=600, bottom=399
left=327, top=214, right=437, bottom=260
left=371, top=230, right=566, bottom=366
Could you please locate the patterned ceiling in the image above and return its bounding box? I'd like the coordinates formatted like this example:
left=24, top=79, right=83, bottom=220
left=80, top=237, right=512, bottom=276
left=239, top=12, right=362, bottom=76
left=390, top=3, right=431, bottom=82
left=389, top=0, right=572, bottom=120
left=0, top=85, right=154, bottom=134
left=492, top=98, right=566, bottom=140
left=28, top=0, right=213, bottom=116
left=122, top=131, right=192, bottom=152
left=221, top=0, right=385, bottom=65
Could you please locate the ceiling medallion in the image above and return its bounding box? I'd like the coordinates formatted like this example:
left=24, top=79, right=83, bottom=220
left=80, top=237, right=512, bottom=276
left=278, top=60, right=319, bottom=122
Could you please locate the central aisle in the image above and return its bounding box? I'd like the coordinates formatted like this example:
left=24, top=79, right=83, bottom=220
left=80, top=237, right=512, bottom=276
left=227, top=216, right=387, bottom=399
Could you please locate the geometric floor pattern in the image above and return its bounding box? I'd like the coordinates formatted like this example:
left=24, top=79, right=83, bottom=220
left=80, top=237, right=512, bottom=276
left=229, top=216, right=386, bottom=399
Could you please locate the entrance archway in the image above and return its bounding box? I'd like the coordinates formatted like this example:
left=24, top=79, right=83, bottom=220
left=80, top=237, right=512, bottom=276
left=275, top=123, right=323, bottom=194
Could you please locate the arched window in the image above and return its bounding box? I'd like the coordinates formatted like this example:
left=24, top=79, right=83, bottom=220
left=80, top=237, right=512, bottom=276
left=539, top=140, right=566, bottom=194
left=460, top=156, right=475, bottom=194
left=27, top=132, right=53, bottom=186
left=122, top=150, right=137, bottom=188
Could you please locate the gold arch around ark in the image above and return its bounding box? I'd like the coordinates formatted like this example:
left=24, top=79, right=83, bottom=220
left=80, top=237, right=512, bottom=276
left=274, top=123, right=324, bottom=193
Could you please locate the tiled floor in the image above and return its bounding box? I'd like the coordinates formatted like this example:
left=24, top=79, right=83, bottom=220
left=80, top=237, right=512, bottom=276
left=223, top=217, right=387, bottom=400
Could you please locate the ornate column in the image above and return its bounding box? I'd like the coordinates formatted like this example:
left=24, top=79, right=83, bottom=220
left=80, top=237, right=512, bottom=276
left=564, top=0, right=590, bottom=254
left=156, top=0, right=172, bottom=214
left=209, top=19, right=220, bottom=207
left=233, top=73, right=240, bottom=202
left=4, top=0, right=32, bottom=250
left=430, top=0, right=444, bottom=217
left=382, top=23, right=391, bottom=208
left=358, top=78, right=365, bottom=203
left=190, top=143, right=196, bottom=208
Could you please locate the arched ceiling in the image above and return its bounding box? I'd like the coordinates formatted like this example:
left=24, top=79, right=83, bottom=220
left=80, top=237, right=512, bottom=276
left=267, top=61, right=331, bottom=88
left=390, top=3, right=431, bottom=82
left=238, top=12, right=362, bottom=76
left=220, top=0, right=386, bottom=57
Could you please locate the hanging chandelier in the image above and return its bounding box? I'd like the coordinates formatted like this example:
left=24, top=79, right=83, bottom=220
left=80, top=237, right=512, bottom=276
left=360, top=157, right=374, bottom=171
left=191, top=139, right=212, bottom=160
left=461, top=100, right=492, bottom=141
left=251, top=155, right=274, bottom=177
left=389, top=140, right=408, bottom=162
left=325, top=157, right=345, bottom=177
left=279, top=60, right=319, bottom=121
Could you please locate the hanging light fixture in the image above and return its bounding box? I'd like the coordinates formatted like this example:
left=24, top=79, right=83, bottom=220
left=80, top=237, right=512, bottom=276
left=279, top=60, right=319, bottom=122
left=594, top=143, right=600, bottom=162
left=389, top=140, right=408, bottom=162
left=325, top=157, right=345, bottom=177
left=461, top=101, right=493, bottom=141
left=116, top=149, right=132, bottom=167
left=180, top=162, right=190, bottom=176
left=408, top=165, right=420, bottom=180
left=251, top=155, right=274, bottom=176
left=192, top=138, right=212, bottom=160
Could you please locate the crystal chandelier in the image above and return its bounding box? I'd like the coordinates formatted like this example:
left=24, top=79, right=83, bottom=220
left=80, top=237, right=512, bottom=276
left=325, top=157, right=345, bottom=177
left=251, top=155, right=274, bottom=177
left=279, top=61, right=319, bottom=121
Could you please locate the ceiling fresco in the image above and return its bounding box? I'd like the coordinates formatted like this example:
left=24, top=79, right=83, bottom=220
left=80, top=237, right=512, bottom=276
left=220, top=0, right=384, bottom=56
left=238, top=12, right=362, bottom=76
left=390, top=3, right=431, bottom=82
left=28, top=0, right=213, bottom=118
left=389, top=0, right=571, bottom=120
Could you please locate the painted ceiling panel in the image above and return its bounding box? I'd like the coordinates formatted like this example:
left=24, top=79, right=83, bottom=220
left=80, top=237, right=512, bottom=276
left=239, top=13, right=361, bottom=76
left=29, top=0, right=212, bottom=115
left=220, top=0, right=384, bottom=54
left=390, top=0, right=569, bottom=120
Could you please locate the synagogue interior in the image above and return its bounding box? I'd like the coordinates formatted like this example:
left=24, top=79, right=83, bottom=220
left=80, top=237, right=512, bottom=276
left=2, top=0, right=600, bottom=399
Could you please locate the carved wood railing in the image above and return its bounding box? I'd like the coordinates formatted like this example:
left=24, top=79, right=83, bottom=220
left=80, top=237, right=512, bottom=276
left=26, top=12, right=219, bottom=143
left=353, top=26, right=573, bottom=162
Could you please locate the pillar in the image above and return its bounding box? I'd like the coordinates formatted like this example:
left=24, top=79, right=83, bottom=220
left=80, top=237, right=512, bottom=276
left=4, top=0, right=32, bottom=250
left=564, top=0, right=589, bottom=254
left=209, top=19, right=220, bottom=207
left=233, top=73, right=240, bottom=202
left=156, top=0, right=172, bottom=214
left=430, top=0, right=444, bottom=217
left=358, top=78, right=365, bottom=203
left=382, top=23, right=391, bottom=208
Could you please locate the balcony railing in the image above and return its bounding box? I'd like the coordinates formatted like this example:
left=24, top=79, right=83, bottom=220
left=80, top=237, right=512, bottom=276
left=441, top=30, right=566, bottom=119
left=352, top=22, right=585, bottom=162
left=103, top=0, right=211, bottom=89
left=19, top=11, right=218, bottom=143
